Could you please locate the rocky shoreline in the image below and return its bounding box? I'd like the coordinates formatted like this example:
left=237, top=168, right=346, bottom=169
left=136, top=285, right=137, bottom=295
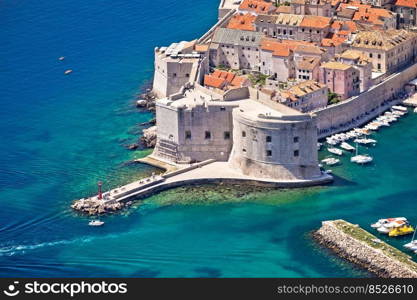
left=314, top=220, right=417, bottom=278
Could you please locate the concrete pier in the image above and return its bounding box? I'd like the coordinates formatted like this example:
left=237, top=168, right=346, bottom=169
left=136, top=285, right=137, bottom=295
left=72, top=158, right=332, bottom=214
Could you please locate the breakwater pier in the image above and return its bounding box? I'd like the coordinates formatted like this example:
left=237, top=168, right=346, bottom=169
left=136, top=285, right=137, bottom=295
left=314, top=220, right=417, bottom=278
left=72, top=157, right=332, bottom=215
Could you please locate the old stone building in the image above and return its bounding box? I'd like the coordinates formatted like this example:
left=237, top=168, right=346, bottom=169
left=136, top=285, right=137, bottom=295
left=209, top=28, right=263, bottom=71
left=349, top=29, right=417, bottom=74
left=338, top=49, right=373, bottom=92
left=277, top=80, right=328, bottom=112
left=319, top=61, right=360, bottom=99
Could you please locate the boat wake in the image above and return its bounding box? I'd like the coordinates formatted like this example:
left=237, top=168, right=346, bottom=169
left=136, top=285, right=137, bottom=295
left=0, top=236, right=94, bottom=257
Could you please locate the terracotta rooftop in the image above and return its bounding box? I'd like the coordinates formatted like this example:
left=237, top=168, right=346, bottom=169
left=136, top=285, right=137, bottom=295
left=204, top=70, right=247, bottom=90
left=276, top=13, right=304, bottom=26
left=239, top=0, right=275, bottom=14
left=299, top=15, right=331, bottom=28
left=280, top=80, right=326, bottom=102
left=194, top=44, right=209, bottom=52
left=339, top=49, right=371, bottom=64
left=260, top=38, right=292, bottom=57
left=295, top=56, right=321, bottom=70
left=395, top=0, right=417, bottom=8
left=276, top=6, right=291, bottom=13
left=321, top=61, right=352, bottom=71
left=261, top=38, right=316, bottom=56
left=227, top=13, right=256, bottom=31
left=254, top=14, right=278, bottom=24
left=351, top=29, right=417, bottom=51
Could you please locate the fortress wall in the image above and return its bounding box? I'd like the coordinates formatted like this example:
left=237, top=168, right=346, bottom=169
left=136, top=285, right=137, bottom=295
left=315, top=62, right=417, bottom=138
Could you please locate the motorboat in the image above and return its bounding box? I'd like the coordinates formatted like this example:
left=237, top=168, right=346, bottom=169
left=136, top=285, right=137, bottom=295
left=59, top=56, right=65, bottom=61
left=321, top=157, right=340, bottom=166
left=414, top=107, right=417, bottom=113
left=64, top=69, right=73, bottom=75
left=354, top=138, right=377, bottom=145
left=89, top=220, right=104, bottom=226
left=351, top=154, right=373, bottom=164
left=340, top=142, right=355, bottom=151
left=404, top=240, right=417, bottom=250
left=377, top=220, right=407, bottom=234
left=371, top=217, right=407, bottom=229
left=328, top=148, right=343, bottom=156
left=392, top=105, right=408, bottom=112
left=389, top=224, right=414, bottom=237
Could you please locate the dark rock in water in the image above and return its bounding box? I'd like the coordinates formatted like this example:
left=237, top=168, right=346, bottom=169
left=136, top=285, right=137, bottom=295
left=140, top=126, right=157, bottom=148
left=139, top=118, right=156, bottom=126
left=126, top=143, right=139, bottom=150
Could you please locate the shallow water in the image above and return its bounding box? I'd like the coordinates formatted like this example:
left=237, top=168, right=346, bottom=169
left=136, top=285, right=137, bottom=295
left=1, top=0, right=417, bottom=277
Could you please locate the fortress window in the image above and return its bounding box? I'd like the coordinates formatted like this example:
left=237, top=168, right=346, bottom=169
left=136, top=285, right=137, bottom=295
left=220, top=107, right=226, bottom=111
left=224, top=131, right=230, bottom=139
left=266, top=136, right=272, bottom=142
left=242, top=131, right=246, bottom=137
left=173, top=73, right=177, bottom=77
left=186, top=73, right=190, bottom=78
left=205, top=131, right=211, bottom=139
left=294, top=150, right=299, bottom=157
left=377, top=54, right=381, bottom=59
left=294, top=136, right=299, bottom=143
left=242, top=148, right=247, bottom=152
left=266, top=150, right=272, bottom=157
left=185, top=131, right=192, bottom=139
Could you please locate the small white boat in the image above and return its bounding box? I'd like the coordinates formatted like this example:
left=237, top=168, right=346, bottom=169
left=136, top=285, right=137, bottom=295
left=414, top=107, right=417, bottom=113
left=64, top=69, right=73, bottom=75
left=372, top=217, right=407, bottom=229
left=89, top=220, right=104, bottom=226
left=351, top=154, right=373, bottom=164
left=392, top=105, right=408, bottom=112
left=377, top=219, right=407, bottom=234
left=354, top=138, right=377, bottom=145
left=404, top=240, right=417, bottom=250
left=321, top=157, right=340, bottom=166
left=59, top=56, right=65, bottom=61
left=328, top=148, right=343, bottom=156
left=340, top=142, right=355, bottom=151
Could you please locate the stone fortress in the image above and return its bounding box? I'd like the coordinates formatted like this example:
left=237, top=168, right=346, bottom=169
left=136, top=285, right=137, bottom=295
left=148, top=0, right=417, bottom=186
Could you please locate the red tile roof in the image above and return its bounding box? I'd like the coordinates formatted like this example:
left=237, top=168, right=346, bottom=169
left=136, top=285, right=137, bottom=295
left=395, top=0, right=417, bottom=8
left=227, top=13, right=256, bottom=31
left=299, top=15, right=331, bottom=29
left=204, top=70, right=248, bottom=90
left=239, top=0, right=275, bottom=14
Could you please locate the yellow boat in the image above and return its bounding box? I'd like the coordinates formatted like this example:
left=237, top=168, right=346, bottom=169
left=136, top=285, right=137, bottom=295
left=388, top=225, right=415, bottom=237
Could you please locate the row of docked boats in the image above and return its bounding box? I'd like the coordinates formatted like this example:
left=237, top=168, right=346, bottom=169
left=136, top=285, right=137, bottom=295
left=372, top=217, right=417, bottom=254
left=322, top=105, right=409, bottom=166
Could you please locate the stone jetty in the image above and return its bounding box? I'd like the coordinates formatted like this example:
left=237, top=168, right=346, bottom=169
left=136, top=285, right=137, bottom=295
left=314, top=220, right=417, bottom=278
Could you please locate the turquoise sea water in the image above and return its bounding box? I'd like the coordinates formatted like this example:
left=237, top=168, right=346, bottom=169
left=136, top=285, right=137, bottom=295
left=1, top=0, right=417, bottom=277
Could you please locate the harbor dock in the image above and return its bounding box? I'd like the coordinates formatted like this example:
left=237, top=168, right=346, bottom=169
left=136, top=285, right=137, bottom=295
left=314, top=220, right=417, bottom=278
left=72, top=158, right=332, bottom=215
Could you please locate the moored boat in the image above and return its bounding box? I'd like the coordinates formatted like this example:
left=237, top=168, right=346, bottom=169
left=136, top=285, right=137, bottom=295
left=340, top=142, right=355, bottom=151
left=328, top=147, right=343, bottom=156
left=89, top=220, right=104, bottom=226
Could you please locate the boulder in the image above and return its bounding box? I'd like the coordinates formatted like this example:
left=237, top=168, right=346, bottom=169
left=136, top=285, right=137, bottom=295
left=136, top=100, right=147, bottom=108
left=141, top=126, right=157, bottom=148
